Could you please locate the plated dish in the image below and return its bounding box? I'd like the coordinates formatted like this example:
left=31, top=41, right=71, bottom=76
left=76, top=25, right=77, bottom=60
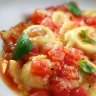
left=0, top=1, right=96, bottom=96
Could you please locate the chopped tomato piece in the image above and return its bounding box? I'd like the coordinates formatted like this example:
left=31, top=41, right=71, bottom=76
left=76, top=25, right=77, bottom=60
left=40, top=43, right=55, bottom=56
left=71, top=15, right=86, bottom=26
left=48, top=45, right=65, bottom=62
left=12, top=22, right=26, bottom=35
left=64, top=55, right=76, bottom=66
left=31, top=9, right=47, bottom=24
left=24, top=43, right=39, bottom=60
left=31, top=58, right=52, bottom=77
left=64, top=48, right=83, bottom=66
left=51, top=80, right=71, bottom=96
left=41, top=17, right=58, bottom=32
left=9, top=34, right=18, bottom=43
left=28, top=43, right=39, bottom=56
left=61, top=66, right=79, bottom=80
left=86, top=16, right=96, bottom=27
left=70, top=48, right=83, bottom=60
left=64, top=48, right=83, bottom=61
left=30, top=90, right=49, bottom=96
left=4, top=42, right=14, bottom=53
left=71, top=87, right=88, bottom=96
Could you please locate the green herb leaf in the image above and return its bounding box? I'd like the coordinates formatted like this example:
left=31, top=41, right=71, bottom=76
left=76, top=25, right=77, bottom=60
left=78, top=60, right=93, bottom=73
left=13, top=33, right=34, bottom=60
left=67, top=1, right=81, bottom=15
left=80, top=30, right=96, bottom=44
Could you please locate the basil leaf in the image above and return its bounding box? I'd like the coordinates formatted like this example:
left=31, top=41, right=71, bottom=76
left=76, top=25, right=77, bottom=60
left=80, top=30, right=96, bottom=44
left=13, top=33, right=34, bottom=60
left=67, top=2, right=81, bottom=15
left=78, top=60, right=93, bottom=73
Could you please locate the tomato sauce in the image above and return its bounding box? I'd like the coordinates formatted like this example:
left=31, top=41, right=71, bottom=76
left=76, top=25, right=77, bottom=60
left=1, top=3, right=93, bottom=96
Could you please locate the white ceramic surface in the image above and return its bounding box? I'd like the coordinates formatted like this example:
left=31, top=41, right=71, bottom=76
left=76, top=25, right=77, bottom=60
left=0, top=0, right=96, bottom=96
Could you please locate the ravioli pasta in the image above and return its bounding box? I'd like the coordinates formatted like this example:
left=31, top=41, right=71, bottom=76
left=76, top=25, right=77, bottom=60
left=19, top=55, right=51, bottom=89
left=52, top=11, right=71, bottom=26
left=9, top=55, right=52, bottom=91
left=24, top=25, right=58, bottom=44
left=84, top=9, right=96, bottom=17
left=88, top=83, right=96, bottom=96
left=64, top=26, right=96, bottom=54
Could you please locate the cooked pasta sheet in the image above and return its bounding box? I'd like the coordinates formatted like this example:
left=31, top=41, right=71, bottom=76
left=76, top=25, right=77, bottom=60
left=0, top=1, right=96, bottom=96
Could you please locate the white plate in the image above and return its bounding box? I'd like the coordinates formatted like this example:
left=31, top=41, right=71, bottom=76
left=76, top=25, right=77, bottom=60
left=0, top=0, right=96, bottom=96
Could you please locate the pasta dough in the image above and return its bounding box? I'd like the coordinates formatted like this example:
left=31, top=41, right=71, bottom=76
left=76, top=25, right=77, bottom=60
left=24, top=25, right=58, bottom=44
left=88, top=83, right=96, bottom=96
left=9, top=55, right=52, bottom=90
left=83, top=9, right=96, bottom=17
left=64, top=26, right=96, bottom=54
